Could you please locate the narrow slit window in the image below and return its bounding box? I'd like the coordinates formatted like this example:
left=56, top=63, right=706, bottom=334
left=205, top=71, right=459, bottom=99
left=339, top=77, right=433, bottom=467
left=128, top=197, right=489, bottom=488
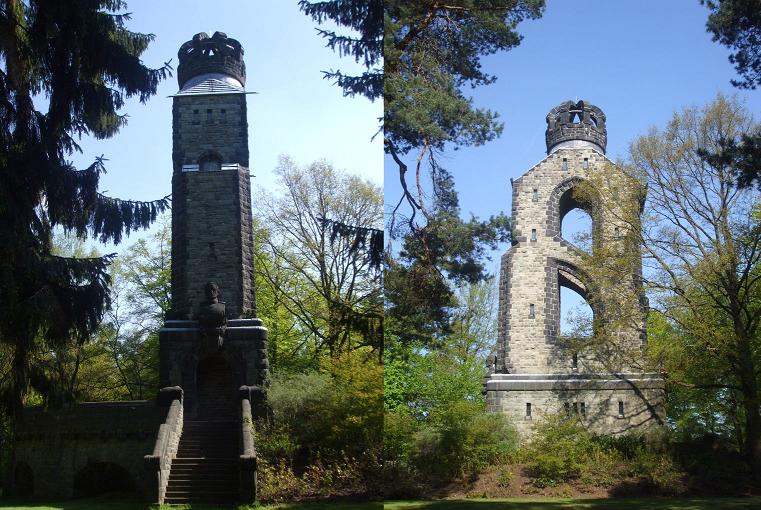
left=531, top=229, right=537, bottom=241
left=572, top=402, right=579, bottom=414
left=192, top=109, right=199, bottom=124
left=529, top=303, right=535, bottom=319
left=580, top=402, right=586, bottom=418
left=562, top=158, right=568, bottom=171
left=618, top=401, right=625, bottom=418
left=572, top=353, right=578, bottom=371
left=526, top=402, right=532, bottom=419
left=583, top=157, right=589, bottom=169
left=532, top=189, right=538, bottom=202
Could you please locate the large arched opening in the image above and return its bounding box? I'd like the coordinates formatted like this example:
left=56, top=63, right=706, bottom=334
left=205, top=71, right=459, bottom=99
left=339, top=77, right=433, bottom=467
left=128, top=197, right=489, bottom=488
left=558, top=183, right=597, bottom=253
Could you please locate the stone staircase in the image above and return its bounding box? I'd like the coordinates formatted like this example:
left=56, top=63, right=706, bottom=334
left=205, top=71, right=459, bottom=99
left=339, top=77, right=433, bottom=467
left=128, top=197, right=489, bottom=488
left=164, top=420, right=239, bottom=504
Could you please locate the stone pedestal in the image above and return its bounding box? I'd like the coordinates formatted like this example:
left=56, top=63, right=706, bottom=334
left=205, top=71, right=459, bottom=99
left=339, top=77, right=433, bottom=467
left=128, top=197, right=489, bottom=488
left=159, top=319, right=269, bottom=418
left=485, top=372, right=665, bottom=436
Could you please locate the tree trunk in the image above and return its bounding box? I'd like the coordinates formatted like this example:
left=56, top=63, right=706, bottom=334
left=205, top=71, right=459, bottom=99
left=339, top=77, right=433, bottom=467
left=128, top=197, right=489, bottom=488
left=737, top=334, right=761, bottom=476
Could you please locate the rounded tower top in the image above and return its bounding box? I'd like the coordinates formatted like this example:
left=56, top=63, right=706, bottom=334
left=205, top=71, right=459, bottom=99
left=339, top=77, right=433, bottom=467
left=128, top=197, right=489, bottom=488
left=177, top=31, right=245, bottom=90
left=545, top=100, right=607, bottom=155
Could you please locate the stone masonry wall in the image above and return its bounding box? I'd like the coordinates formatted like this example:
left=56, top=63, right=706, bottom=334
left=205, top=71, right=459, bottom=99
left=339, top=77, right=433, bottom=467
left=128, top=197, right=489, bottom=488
left=486, top=384, right=664, bottom=437
left=14, top=402, right=165, bottom=499
left=171, top=93, right=255, bottom=318
left=498, top=148, right=643, bottom=375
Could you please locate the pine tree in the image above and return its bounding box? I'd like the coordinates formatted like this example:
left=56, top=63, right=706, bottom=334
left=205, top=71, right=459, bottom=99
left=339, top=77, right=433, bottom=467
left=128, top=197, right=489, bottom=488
left=0, top=0, right=170, bottom=424
left=384, top=1, right=543, bottom=344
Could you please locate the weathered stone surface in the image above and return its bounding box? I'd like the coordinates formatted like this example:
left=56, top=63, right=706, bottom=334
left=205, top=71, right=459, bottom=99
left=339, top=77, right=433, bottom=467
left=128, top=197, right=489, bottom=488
left=486, top=100, right=664, bottom=435
left=14, top=402, right=165, bottom=499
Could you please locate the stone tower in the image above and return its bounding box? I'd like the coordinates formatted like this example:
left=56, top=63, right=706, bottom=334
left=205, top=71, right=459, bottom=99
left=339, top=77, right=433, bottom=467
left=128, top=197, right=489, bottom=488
left=485, top=100, right=664, bottom=436
left=160, top=29, right=268, bottom=407
left=171, top=31, right=255, bottom=319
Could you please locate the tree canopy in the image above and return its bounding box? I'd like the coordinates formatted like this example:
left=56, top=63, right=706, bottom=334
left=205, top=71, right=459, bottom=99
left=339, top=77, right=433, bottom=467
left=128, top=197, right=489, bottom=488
left=704, top=0, right=761, bottom=90
left=0, top=0, right=170, bottom=420
left=298, top=0, right=383, bottom=101
left=383, top=1, right=543, bottom=346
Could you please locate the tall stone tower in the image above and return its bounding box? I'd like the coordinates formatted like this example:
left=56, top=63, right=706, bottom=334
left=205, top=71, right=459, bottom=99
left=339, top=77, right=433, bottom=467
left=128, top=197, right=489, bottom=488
left=171, top=31, right=255, bottom=319
left=159, top=31, right=268, bottom=420
left=485, top=100, right=664, bottom=436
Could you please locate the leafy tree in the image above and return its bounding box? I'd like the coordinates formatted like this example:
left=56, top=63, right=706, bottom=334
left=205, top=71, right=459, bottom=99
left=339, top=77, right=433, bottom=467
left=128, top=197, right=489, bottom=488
left=298, top=0, right=383, bottom=101
left=384, top=1, right=543, bottom=345
left=0, top=0, right=170, bottom=429
left=255, top=156, right=383, bottom=359
left=97, top=219, right=170, bottom=400
left=584, top=96, right=761, bottom=471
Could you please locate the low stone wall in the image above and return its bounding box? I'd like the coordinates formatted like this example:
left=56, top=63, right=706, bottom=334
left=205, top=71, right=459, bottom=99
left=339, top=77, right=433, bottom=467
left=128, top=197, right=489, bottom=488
left=13, top=401, right=165, bottom=499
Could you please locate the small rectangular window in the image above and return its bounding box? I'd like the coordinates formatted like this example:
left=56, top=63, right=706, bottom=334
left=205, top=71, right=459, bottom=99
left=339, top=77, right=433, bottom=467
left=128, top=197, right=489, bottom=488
left=532, top=189, right=538, bottom=202
left=572, top=402, right=579, bottom=414
left=562, top=158, right=568, bottom=171
left=572, top=353, right=578, bottom=370
left=529, top=303, right=535, bottom=319
left=531, top=228, right=537, bottom=241
left=583, top=158, right=589, bottom=169
left=192, top=109, right=199, bottom=125
left=526, top=402, right=532, bottom=419
left=580, top=402, right=586, bottom=418
left=206, top=108, right=213, bottom=122
left=618, top=401, right=625, bottom=418
left=220, top=108, right=227, bottom=123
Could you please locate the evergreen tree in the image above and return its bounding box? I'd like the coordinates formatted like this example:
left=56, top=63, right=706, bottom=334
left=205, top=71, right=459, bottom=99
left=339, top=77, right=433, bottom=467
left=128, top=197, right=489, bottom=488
left=704, top=0, right=761, bottom=90
left=384, top=1, right=543, bottom=344
left=702, top=0, right=761, bottom=189
left=298, top=0, right=383, bottom=101
left=0, top=0, right=170, bottom=425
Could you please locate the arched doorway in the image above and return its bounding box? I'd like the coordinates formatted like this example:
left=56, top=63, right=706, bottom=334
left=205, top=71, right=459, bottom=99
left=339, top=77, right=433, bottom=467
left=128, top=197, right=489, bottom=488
left=196, top=355, right=235, bottom=419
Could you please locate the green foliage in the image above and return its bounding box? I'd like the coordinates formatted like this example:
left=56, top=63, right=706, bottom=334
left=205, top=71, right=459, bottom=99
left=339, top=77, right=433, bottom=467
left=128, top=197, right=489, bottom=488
left=420, top=400, right=519, bottom=480
left=255, top=352, right=383, bottom=500
left=299, top=0, right=383, bottom=100
left=0, top=0, right=169, bottom=424
left=384, top=0, right=545, bottom=154
left=384, top=1, right=542, bottom=346
left=383, top=401, right=518, bottom=495
left=255, top=157, right=383, bottom=360
left=519, top=416, right=613, bottom=488
left=703, top=0, right=761, bottom=89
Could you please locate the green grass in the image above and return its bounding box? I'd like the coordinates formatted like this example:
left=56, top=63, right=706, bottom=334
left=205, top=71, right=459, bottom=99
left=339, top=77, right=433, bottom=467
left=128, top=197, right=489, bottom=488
left=383, top=498, right=761, bottom=510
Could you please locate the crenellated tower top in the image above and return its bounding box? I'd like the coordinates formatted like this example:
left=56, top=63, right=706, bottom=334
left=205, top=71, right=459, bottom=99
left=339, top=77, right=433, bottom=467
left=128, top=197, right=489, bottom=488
left=545, top=100, right=607, bottom=155
left=177, top=31, right=246, bottom=90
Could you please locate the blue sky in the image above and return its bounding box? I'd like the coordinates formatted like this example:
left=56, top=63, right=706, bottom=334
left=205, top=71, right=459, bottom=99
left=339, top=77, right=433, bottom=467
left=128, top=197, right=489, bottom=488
left=71, top=0, right=382, bottom=230
left=383, top=0, right=761, bottom=327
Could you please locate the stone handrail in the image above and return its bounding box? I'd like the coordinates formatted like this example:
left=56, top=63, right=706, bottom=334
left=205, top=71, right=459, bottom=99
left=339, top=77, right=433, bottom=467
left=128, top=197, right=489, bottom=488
left=239, top=385, right=262, bottom=503
left=144, top=386, right=183, bottom=504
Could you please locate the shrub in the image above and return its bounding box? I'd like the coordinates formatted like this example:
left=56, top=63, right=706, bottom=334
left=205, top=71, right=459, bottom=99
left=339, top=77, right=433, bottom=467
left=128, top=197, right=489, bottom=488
left=628, top=449, right=683, bottom=493
left=413, top=400, right=519, bottom=482
left=256, top=352, right=383, bottom=500
left=519, top=415, right=620, bottom=488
